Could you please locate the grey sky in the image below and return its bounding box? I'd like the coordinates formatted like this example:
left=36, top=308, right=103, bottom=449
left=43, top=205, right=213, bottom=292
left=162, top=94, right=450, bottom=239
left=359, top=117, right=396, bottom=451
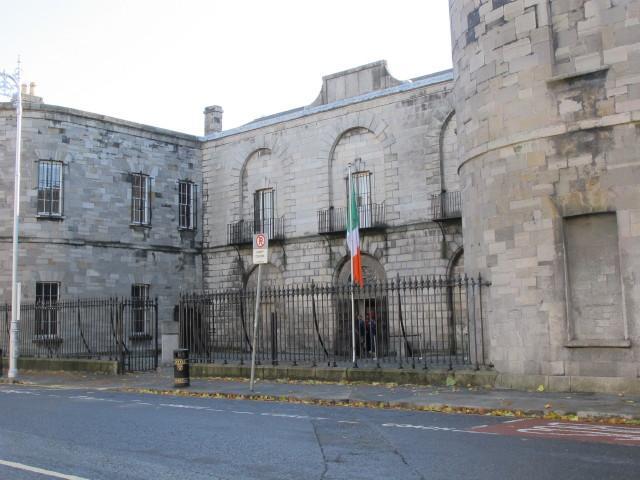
left=0, top=0, right=452, bottom=135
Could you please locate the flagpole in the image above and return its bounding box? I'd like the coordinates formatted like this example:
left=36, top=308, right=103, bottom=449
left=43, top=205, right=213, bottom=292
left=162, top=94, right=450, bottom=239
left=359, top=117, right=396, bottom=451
left=348, top=163, right=357, bottom=367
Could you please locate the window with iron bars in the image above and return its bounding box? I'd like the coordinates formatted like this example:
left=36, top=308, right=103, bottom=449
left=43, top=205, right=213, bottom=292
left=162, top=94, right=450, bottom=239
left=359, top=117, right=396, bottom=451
left=35, top=282, right=59, bottom=336
left=254, top=188, right=274, bottom=238
left=131, top=284, right=149, bottom=335
left=131, top=173, right=151, bottom=226
left=178, top=181, right=197, bottom=230
left=37, top=160, right=63, bottom=217
left=347, top=171, right=372, bottom=228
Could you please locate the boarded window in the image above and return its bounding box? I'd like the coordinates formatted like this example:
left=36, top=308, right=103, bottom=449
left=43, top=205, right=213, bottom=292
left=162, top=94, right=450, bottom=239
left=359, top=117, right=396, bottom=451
left=564, top=213, right=624, bottom=341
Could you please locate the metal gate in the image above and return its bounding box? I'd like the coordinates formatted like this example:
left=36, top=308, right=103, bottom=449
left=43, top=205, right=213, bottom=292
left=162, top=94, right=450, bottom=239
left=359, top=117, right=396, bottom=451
left=118, top=298, right=159, bottom=372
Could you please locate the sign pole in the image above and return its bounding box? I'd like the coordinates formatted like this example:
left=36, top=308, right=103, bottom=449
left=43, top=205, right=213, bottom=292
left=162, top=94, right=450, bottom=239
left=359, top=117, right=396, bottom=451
left=250, top=232, right=268, bottom=392
left=249, top=264, right=262, bottom=391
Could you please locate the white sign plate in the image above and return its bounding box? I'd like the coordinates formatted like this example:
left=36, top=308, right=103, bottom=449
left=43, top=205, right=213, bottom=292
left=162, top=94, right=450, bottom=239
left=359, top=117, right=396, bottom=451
left=253, top=233, right=269, bottom=264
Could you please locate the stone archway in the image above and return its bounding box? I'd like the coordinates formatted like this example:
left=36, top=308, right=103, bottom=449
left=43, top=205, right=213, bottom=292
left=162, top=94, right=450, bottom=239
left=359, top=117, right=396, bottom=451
left=336, top=253, right=386, bottom=285
left=446, top=247, right=466, bottom=356
left=334, top=254, right=389, bottom=359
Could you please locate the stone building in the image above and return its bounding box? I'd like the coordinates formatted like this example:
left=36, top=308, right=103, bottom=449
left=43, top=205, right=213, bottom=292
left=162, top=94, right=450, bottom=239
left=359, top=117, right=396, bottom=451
left=450, top=0, right=640, bottom=388
left=201, top=62, right=463, bottom=292
left=1, top=0, right=639, bottom=388
left=0, top=91, right=202, bottom=340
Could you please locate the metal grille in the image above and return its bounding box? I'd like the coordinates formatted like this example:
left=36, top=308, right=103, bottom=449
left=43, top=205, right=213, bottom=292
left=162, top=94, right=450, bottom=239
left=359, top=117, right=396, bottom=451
left=0, top=297, right=158, bottom=373
left=431, top=191, right=462, bottom=220
left=178, top=274, right=487, bottom=370
left=317, top=203, right=386, bottom=234
left=37, top=160, right=63, bottom=216
left=227, top=217, right=285, bottom=245
left=35, top=282, right=59, bottom=336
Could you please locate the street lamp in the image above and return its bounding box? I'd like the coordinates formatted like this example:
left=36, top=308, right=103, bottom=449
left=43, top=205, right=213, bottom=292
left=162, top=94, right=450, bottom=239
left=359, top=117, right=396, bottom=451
left=1, top=61, right=23, bottom=380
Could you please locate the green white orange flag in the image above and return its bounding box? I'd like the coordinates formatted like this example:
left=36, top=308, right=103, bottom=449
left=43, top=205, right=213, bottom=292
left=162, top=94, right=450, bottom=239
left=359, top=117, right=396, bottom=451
left=347, top=176, right=364, bottom=287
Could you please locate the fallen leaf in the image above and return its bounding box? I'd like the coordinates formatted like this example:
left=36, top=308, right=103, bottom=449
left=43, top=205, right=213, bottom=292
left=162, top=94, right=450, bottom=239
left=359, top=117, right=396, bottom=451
left=537, top=385, right=545, bottom=392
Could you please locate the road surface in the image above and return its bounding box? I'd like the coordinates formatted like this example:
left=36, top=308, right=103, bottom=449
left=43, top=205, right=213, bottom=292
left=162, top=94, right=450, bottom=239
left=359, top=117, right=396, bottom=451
left=0, top=384, right=638, bottom=479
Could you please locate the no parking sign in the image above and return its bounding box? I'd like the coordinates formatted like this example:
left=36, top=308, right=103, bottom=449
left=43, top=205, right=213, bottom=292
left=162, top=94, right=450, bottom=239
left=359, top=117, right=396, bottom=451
left=253, top=233, right=268, bottom=264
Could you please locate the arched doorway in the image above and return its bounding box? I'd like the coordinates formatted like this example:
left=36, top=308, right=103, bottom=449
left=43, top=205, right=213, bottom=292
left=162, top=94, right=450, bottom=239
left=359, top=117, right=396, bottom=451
left=334, top=254, right=389, bottom=360
left=446, top=247, right=467, bottom=357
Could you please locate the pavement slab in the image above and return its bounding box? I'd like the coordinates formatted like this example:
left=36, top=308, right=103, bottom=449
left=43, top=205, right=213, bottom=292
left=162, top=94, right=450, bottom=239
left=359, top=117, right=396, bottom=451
left=2, top=367, right=639, bottom=422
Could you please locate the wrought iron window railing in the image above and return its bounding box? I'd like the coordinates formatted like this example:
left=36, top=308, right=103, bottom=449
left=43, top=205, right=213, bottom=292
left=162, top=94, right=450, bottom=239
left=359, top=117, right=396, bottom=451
left=431, top=191, right=462, bottom=220
left=226, top=217, right=285, bottom=245
left=317, top=203, right=386, bottom=234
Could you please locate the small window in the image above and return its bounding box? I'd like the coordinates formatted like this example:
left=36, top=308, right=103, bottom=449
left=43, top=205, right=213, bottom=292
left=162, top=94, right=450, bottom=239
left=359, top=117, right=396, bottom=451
left=37, top=160, right=63, bottom=217
left=347, top=171, right=372, bottom=228
left=352, top=171, right=372, bottom=208
left=131, top=173, right=151, bottom=226
left=131, top=284, right=150, bottom=335
left=254, top=188, right=274, bottom=237
left=178, top=181, right=197, bottom=230
left=35, top=282, right=59, bottom=336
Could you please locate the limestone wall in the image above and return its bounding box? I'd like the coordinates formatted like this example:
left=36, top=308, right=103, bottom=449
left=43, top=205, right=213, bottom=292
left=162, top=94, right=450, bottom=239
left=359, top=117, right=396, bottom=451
left=201, top=67, right=461, bottom=289
left=450, top=0, right=640, bottom=377
left=0, top=99, right=202, bottom=326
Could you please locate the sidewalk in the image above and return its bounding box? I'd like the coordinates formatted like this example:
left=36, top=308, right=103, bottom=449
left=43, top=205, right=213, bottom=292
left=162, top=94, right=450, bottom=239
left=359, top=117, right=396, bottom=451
left=2, top=368, right=639, bottom=422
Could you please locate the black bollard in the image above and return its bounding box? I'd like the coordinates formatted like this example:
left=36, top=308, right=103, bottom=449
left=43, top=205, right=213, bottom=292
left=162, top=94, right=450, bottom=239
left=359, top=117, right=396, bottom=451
left=173, top=348, right=189, bottom=388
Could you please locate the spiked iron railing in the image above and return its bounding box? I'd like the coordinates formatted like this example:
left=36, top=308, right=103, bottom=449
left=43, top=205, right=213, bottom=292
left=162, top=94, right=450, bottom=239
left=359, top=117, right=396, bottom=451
left=0, top=297, right=159, bottom=373
left=178, top=274, right=487, bottom=370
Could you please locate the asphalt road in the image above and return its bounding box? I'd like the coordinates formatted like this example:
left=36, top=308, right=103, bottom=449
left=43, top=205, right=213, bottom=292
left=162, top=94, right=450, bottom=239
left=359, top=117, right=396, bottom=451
left=0, top=384, right=638, bottom=480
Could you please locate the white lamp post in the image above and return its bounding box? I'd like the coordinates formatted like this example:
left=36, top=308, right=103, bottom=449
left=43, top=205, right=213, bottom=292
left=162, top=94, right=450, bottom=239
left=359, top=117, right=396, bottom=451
left=1, top=62, right=23, bottom=380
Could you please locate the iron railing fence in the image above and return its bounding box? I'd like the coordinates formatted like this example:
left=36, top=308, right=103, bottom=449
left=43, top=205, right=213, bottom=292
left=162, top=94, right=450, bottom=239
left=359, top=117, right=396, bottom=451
left=178, top=274, right=487, bottom=370
left=227, top=217, right=285, bottom=245
left=431, top=191, right=462, bottom=220
left=317, top=203, right=386, bottom=234
left=0, top=297, right=158, bottom=372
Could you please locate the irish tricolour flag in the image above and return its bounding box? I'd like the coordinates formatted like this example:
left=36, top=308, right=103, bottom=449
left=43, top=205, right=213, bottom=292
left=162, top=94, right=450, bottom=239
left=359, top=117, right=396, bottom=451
left=347, top=176, right=364, bottom=287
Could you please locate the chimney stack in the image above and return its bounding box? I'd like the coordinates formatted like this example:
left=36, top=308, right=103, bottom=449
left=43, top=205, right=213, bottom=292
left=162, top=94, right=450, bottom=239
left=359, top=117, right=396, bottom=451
left=29, top=82, right=36, bottom=96
left=204, top=105, right=223, bottom=135
left=20, top=84, right=27, bottom=95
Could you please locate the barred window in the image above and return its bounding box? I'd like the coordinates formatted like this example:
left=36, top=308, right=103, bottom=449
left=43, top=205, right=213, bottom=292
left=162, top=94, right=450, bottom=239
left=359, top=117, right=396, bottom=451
left=37, top=160, right=63, bottom=216
left=131, top=284, right=150, bottom=335
left=131, top=173, right=151, bottom=225
left=253, top=188, right=274, bottom=238
left=178, top=181, right=197, bottom=230
left=352, top=171, right=371, bottom=208
left=35, top=282, right=59, bottom=336
left=347, top=171, right=372, bottom=228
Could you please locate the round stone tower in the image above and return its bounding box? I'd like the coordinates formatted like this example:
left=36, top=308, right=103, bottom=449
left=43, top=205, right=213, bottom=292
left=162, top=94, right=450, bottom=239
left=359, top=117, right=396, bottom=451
left=449, top=0, right=640, bottom=385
